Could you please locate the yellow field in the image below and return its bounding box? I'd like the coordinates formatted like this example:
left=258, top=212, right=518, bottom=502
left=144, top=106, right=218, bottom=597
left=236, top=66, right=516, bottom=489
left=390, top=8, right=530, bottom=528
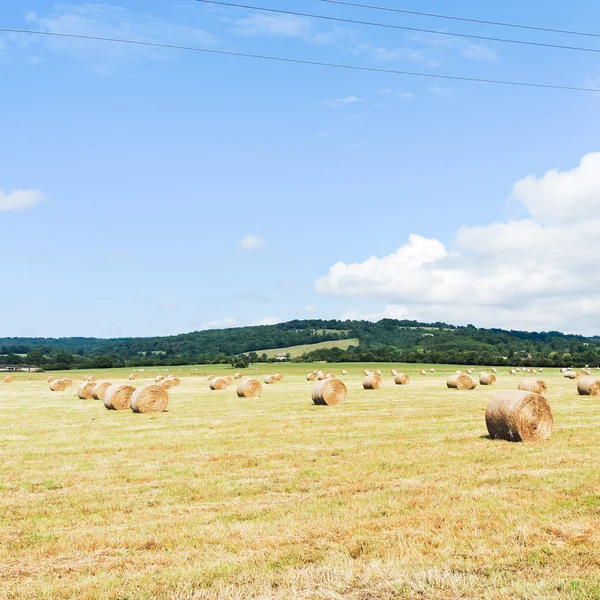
left=258, top=338, right=359, bottom=358
left=1, top=364, right=600, bottom=599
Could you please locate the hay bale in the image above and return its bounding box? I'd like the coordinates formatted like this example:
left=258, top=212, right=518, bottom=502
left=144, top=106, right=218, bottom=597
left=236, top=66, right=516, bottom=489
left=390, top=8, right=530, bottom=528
left=160, top=378, right=175, bottom=390
left=325, top=373, right=335, bottom=379
left=430, top=368, right=435, bottom=373
left=207, top=375, right=215, bottom=381
left=577, top=376, right=600, bottom=396
left=50, top=378, right=72, bottom=391
left=130, top=384, right=168, bottom=414
left=394, top=373, right=410, bottom=385
left=92, top=382, right=112, bottom=401
left=264, top=375, right=277, bottom=385
left=210, top=378, right=229, bottom=390
left=390, top=369, right=397, bottom=376
left=447, top=374, right=477, bottom=390
left=155, top=375, right=165, bottom=383
left=518, top=378, right=547, bottom=396
left=3, top=375, right=12, bottom=383
left=312, top=379, right=347, bottom=406
left=237, top=379, right=262, bottom=398
left=419, top=370, right=426, bottom=375
left=362, top=369, right=370, bottom=376
left=565, top=371, right=579, bottom=380
left=234, top=373, right=243, bottom=380
left=479, top=372, right=497, bottom=386
left=485, top=390, right=553, bottom=442
left=47, top=376, right=56, bottom=383
left=341, top=370, right=347, bottom=376
left=86, top=375, right=97, bottom=382
left=317, top=372, right=327, bottom=380
left=224, top=376, right=233, bottom=385
left=539, top=368, right=544, bottom=373
left=273, top=374, right=283, bottom=382
left=128, top=374, right=137, bottom=381
left=62, top=378, right=73, bottom=388
left=166, top=376, right=180, bottom=387
left=491, top=368, right=498, bottom=373
left=104, top=384, right=136, bottom=410
left=363, top=375, right=382, bottom=390
left=306, top=373, right=317, bottom=381
left=77, top=381, right=96, bottom=399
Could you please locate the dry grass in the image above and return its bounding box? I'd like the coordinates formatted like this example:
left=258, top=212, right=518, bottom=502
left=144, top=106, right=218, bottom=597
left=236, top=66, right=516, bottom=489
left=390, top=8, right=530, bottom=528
left=1, top=364, right=600, bottom=599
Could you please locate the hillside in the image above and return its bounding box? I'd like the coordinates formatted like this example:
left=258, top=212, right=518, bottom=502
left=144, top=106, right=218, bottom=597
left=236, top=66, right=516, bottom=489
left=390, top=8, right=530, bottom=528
left=0, top=318, right=598, bottom=370
left=259, top=338, right=359, bottom=359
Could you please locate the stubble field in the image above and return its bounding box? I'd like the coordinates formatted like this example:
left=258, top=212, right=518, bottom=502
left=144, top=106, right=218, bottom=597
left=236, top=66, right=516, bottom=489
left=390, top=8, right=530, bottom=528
left=1, top=363, right=600, bottom=599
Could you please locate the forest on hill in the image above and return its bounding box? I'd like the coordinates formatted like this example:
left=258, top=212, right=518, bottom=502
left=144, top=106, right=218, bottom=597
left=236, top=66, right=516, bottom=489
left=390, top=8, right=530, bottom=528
left=1, top=319, right=598, bottom=370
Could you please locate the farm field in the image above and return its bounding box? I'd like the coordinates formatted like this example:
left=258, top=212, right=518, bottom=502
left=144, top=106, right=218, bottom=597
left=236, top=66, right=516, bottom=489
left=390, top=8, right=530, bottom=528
left=258, top=338, right=359, bottom=358
left=1, top=364, right=600, bottom=599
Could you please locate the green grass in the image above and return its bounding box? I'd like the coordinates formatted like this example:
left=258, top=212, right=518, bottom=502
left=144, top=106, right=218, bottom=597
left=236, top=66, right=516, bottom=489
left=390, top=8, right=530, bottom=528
left=2, top=363, right=600, bottom=599
left=257, top=338, right=359, bottom=358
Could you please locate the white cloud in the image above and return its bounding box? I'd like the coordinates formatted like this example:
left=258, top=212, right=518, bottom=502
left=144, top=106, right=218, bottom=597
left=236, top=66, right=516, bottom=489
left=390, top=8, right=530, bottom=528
left=316, top=153, right=600, bottom=334
left=325, top=96, right=362, bottom=108
left=0, top=189, right=45, bottom=211
left=239, top=234, right=266, bottom=252
left=201, top=318, right=237, bottom=330
left=12, top=4, right=216, bottom=69
left=255, top=316, right=281, bottom=326
left=303, top=304, right=318, bottom=313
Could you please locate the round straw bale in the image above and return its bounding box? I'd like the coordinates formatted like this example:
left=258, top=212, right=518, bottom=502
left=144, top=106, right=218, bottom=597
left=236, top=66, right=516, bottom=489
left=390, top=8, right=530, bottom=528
left=341, top=370, right=347, bottom=375
left=565, top=371, right=579, bottom=380
left=485, top=390, right=553, bottom=442
left=264, top=375, right=276, bottom=385
left=517, top=378, right=547, bottom=396
left=130, top=384, right=168, bottom=414
left=306, top=373, right=317, bottom=381
left=104, top=383, right=136, bottom=410
left=128, top=374, right=137, bottom=381
left=224, top=376, right=233, bottom=385
left=3, top=375, right=13, bottom=383
left=479, top=372, right=497, bottom=386
left=234, top=373, right=243, bottom=380
left=160, top=378, right=175, bottom=390
left=430, top=368, right=435, bottom=373
left=317, top=372, right=327, bottom=380
left=237, top=379, right=262, bottom=398
left=50, top=378, right=71, bottom=391
left=210, top=378, right=229, bottom=390
left=539, top=368, right=544, bottom=373
left=207, top=375, right=215, bottom=381
left=577, top=376, right=600, bottom=396
left=47, top=376, right=56, bottom=383
left=62, top=378, right=73, bottom=388
left=491, top=368, right=498, bottom=373
left=394, top=373, right=410, bottom=385
left=166, top=376, right=180, bottom=387
left=362, top=369, right=370, bottom=376
left=77, top=381, right=96, bottom=399
left=390, top=369, right=397, bottom=376
left=92, top=382, right=112, bottom=401
left=273, top=374, right=283, bottom=382
left=86, top=375, right=97, bottom=382
left=325, top=373, right=335, bottom=379
left=155, top=375, right=165, bottom=383
left=312, top=379, right=347, bottom=406
left=419, top=370, right=427, bottom=375
left=447, top=374, right=477, bottom=390
left=363, top=375, right=382, bottom=390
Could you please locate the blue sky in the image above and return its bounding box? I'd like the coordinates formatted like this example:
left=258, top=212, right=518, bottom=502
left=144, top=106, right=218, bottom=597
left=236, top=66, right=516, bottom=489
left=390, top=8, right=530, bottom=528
left=2, top=0, right=600, bottom=338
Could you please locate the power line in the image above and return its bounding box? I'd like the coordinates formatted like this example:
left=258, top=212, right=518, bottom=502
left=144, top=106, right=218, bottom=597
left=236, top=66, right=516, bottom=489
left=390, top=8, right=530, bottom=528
left=1, top=27, right=599, bottom=93
left=196, top=0, right=600, bottom=56
left=322, top=0, right=600, bottom=41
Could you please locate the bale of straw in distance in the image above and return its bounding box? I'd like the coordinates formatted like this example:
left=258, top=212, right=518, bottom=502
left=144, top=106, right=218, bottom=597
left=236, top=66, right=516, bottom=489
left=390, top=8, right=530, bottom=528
left=394, top=373, right=410, bottom=385
left=362, top=369, right=370, bottom=376
left=491, top=368, right=498, bottom=373
left=509, top=369, right=517, bottom=375
left=92, top=382, right=112, bottom=401
left=50, top=378, right=71, bottom=391
left=273, top=374, right=283, bottom=382
left=160, top=379, right=175, bottom=390
left=207, top=375, right=215, bottom=381
left=341, top=370, right=347, bottom=375
left=306, top=373, right=317, bottom=381
left=317, top=372, right=327, bottom=380
left=86, top=375, right=97, bottom=382
left=237, top=379, right=262, bottom=398
left=325, top=373, right=335, bottom=379
left=565, top=371, right=578, bottom=380
left=155, top=375, right=165, bottom=383
left=130, top=384, right=168, bottom=414
left=420, top=370, right=427, bottom=375
left=485, top=390, right=553, bottom=442
left=390, top=369, right=397, bottom=376
left=430, top=368, right=435, bottom=373
left=47, top=376, right=56, bottom=383
left=62, top=378, right=73, bottom=388
left=77, top=381, right=97, bottom=399
left=264, top=375, right=277, bottom=385
left=234, top=373, right=243, bottom=380
left=209, top=378, right=229, bottom=390
left=166, top=376, right=180, bottom=387
left=224, top=376, right=233, bottom=385
left=3, top=376, right=13, bottom=383
left=577, top=376, right=600, bottom=396
left=447, top=374, right=477, bottom=390
left=104, top=384, right=136, bottom=410
left=312, top=379, right=347, bottom=406
left=518, top=378, right=547, bottom=396
left=128, top=374, right=137, bottom=381
left=479, top=372, right=497, bottom=386
left=363, top=375, right=382, bottom=390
